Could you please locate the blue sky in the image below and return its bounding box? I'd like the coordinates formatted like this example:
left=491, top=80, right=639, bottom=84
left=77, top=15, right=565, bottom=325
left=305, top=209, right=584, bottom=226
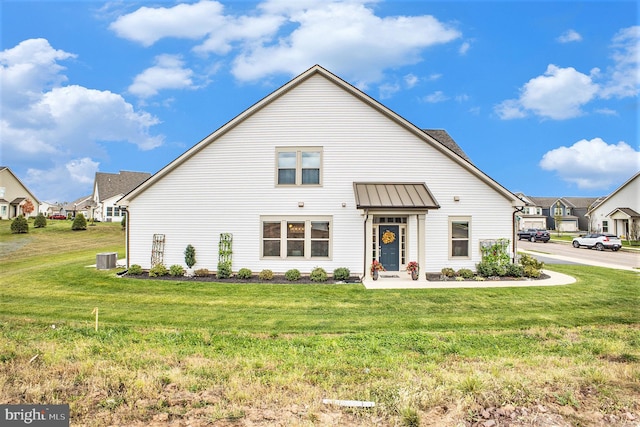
left=1, top=0, right=638, bottom=203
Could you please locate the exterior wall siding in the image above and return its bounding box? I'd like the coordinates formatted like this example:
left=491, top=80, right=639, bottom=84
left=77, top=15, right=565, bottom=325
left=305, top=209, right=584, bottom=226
left=127, top=74, right=515, bottom=275
left=589, top=176, right=639, bottom=236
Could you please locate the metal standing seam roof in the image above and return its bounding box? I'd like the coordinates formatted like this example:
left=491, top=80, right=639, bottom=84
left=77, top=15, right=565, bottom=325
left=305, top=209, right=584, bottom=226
left=353, top=183, right=440, bottom=209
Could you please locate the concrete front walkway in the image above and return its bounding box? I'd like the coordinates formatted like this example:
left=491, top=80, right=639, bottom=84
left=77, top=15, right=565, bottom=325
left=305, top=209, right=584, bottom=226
left=363, top=269, right=576, bottom=290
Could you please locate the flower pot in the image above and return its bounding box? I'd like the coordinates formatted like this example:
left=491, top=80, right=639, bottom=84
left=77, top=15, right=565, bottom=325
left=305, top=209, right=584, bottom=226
left=372, top=270, right=379, bottom=281
left=411, top=270, right=418, bottom=281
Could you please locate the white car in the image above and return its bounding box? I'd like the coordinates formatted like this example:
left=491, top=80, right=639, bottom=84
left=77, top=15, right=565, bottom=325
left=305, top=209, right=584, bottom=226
left=572, top=233, right=622, bottom=251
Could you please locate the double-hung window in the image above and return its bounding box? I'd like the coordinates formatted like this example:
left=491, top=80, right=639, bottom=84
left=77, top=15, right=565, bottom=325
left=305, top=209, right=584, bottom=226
left=261, top=217, right=331, bottom=259
left=449, top=217, right=471, bottom=258
left=276, top=147, right=322, bottom=186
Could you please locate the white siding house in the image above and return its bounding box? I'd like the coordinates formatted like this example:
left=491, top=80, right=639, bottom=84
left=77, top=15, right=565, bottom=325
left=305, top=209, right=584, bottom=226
left=588, top=172, right=640, bottom=240
left=119, top=66, right=523, bottom=278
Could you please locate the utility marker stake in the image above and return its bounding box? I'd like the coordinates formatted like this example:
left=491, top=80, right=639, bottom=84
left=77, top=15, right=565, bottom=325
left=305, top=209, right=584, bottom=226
left=92, top=307, right=99, bottom=331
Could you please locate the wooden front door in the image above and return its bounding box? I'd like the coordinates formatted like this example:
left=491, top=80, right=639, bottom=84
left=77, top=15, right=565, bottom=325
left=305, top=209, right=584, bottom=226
left=379, top=225, right=400, bottom=271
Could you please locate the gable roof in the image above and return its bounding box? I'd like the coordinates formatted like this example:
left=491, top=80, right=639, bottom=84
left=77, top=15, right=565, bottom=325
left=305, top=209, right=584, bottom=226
left=607, top=207, right=640, bottom=218
left=423, top=129, right=472, bottom=163
left=588, top=172, right=640, bottom=215
left=119, top=65, right=521, bottom=206
left=0, top=166, right=41, bottom=204
left=95, top=171, right=151, bottom=202
left=64, top=195, right=94, bottom=212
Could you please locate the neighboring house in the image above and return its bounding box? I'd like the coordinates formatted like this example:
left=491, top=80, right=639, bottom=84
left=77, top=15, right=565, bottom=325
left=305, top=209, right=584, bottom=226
left=118, top=65, right=524, bottom=277
left=524, top=196, right=599, bottom=232
left=0, top=166, right=40, bottom=219
left=63, top=195, right=94, bottom=219
left=587, top=172, right=640, bottom=240
left=514, top=193, right=547, bottom=230
left=39, top=201, right=64, bottom=217
left=92, top=171, right=150, bottom=222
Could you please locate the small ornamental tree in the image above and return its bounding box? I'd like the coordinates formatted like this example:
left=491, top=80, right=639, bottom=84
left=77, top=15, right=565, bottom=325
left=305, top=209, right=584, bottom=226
left=21, top=199, right=35, bottom=217
left=184, top=244, right=196, bottom=268
left=11, top=215, right=29, bottom=234
left=72, top=213, right=87, bottom=231
left=34, top=213, right=47, bottom=228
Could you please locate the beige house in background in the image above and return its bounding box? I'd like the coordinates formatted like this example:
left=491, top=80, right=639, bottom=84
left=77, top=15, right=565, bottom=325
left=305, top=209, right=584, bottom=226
left=92, top=171, right=150, bottom=222
left=588, top=172, right=640, bottom=240
left=0, top=166, right=40, bottom=219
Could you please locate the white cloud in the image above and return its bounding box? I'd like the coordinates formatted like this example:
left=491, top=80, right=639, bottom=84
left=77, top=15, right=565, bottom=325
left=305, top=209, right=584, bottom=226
left=66, top=158, right=100, bottom=185
left=129, top=55, right=196, bottom=98
left=0, top=38, right=164, bottom=201
left=422, top=91, right=449, bottom=103
left=495, top=65, right=599, bottom=120
left=600, top=25, right=639, bottom=99
left=379, top=82, right=400, bottom=99
left=459, top=41, right=471, bottom=55
left=404, top=73, right=419, bottom=88
left=540, top=138, right=640, bottom=190
left=109, top=0, right=226, bottom=46
left=557, top=29, right=582, bottom=43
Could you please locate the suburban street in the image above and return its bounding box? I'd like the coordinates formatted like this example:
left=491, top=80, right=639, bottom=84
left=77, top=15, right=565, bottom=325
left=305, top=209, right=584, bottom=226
left=517, top=239, right=640, bottom=271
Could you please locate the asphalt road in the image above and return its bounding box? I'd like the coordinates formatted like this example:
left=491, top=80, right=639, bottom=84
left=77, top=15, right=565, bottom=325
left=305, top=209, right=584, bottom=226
left=516, top=239, right=640, bottom=271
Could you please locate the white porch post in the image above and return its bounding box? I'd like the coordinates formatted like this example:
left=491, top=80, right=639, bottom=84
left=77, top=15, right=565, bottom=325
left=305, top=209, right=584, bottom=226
left=365, top=213, right=374, bottom=276
left=417, top=213, right=426, bottom=281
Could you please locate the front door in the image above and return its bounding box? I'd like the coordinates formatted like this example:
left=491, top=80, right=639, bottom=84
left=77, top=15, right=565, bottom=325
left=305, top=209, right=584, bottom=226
left=379, top=225, right=399, bottom=271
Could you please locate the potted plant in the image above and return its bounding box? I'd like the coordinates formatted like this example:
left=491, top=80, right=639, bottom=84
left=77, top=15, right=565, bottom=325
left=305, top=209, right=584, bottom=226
left=184, top=244, right=196, bottom=277
left=370, top=260, right=385, bottom=280
left=406, top=261, right=419, bottom=280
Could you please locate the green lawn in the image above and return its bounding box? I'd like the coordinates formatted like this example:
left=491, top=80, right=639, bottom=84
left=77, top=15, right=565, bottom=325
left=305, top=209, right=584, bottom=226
left=1, top=219, right=638, bottom=426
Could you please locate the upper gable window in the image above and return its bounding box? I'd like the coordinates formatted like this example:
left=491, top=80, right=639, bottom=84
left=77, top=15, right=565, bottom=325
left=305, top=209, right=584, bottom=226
left=277, top=147, right=322, bottom=186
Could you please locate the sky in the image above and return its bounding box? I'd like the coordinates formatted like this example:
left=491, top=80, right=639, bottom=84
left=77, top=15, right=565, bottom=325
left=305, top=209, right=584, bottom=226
left=1, top=0, right=638, bottom=204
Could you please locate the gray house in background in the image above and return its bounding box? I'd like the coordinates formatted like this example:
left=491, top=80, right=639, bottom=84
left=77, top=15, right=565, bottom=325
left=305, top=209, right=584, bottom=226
left=520, top=196, right=600, bottom=232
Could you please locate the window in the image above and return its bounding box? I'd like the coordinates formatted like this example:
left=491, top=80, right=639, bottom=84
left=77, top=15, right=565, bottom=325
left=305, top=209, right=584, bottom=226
left=276, top=147, right=322, bottom=186
left=261, top=217, right=331, bottom=259
left=602, top=220, right=608, bottom=233
left=450, top=217, right=471, bottom=258
left=106, top=207, right=113, bottom=216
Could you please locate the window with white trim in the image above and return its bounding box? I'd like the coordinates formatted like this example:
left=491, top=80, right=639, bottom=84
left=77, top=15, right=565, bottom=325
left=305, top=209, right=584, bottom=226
left=276, top=147, right=322, bottom=186
left=261, top=217, right=331, bottom=259
left=449, top=217, right=471, bottom=258
left=602, top=220, right=608, bottom=232
left=106, top=207, right=113, bottom=216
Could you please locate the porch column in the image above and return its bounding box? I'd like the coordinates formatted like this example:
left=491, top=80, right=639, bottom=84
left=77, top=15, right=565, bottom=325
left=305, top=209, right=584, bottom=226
left=365, top=213, right=374, bottom=277
left=417, top=213, right=426, bottom=281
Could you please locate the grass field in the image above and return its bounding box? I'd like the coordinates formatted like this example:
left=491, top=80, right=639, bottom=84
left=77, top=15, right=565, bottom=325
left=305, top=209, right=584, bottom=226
left=1, top=219, right=638, bottom=426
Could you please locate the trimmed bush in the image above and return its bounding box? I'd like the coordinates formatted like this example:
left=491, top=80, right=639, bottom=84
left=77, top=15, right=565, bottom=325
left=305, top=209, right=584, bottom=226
left=333, top=267, right=350, bottom=281
left=169, top=264, right=185, bottom=277
left=310, top=267, right=328, bottom=282
left=120, top=216, right=126, bottom=230
left=34, top=213, right=47, bottom=228
left=184, top=244, right=196, bottom=268
left=258, top=269, right=274, bottom=280
left=237, top=268, right=252, bottom=279
left=127, top=264, right=143, bottom=275
left=475, top=261, right=497, bottom=278
left=71, top=213, right=87, bottom=231
left=217, top=261, right=232, bottom=279
left=10, top=215, right=29, bottom=234
left=523, top=265, right=541, bottom=278
left=194, top=268, right=210, bottom=277
left=519, top=253, right=544, bottom=278
left=457, top=268, right=474, bottom=279
left=285, top=268, right=301, bottom=281
left=148, top=264, right=168, bottom=277
left=441, top=267, right=456, bottom=278
left=506, top=263, right=524, bottom=278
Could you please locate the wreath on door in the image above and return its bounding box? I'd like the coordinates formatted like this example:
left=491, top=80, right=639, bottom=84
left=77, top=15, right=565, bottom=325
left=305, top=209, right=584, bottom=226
left=381, top=229, right=396, bottom=244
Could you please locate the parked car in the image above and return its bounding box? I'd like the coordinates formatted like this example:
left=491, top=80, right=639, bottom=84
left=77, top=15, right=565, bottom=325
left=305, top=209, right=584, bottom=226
left=49, top=214, right=67, bottom=220
left=572, top=233, right=622, bottom=251
left=517, top=228, right=550, bottom=242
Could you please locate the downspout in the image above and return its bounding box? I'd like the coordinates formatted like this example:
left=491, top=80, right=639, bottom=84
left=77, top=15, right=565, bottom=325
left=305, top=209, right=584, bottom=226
left=512, top=207, right=524, bottom=262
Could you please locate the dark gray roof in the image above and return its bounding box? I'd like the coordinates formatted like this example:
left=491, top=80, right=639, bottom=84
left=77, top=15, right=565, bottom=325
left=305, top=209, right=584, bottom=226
left=353, top=182, right=440, bottom=210
left=10, top=197, right=25, bottom=205
left=607, top=207, right=640, bottom=217
left=95, top=171, right=151, bottom=201
left=423, top=129, right=472, bottom=163
left=64, top=195, right=93, bottom=211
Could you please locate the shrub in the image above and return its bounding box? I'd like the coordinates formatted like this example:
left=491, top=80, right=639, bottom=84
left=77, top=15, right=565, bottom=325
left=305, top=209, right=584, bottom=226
left=457, top=268, right=474, bottom=279
left=333, top=267, right=350, bottom=281
left=148, top=264, right=168, bottom=277
left=519, top=253, right=544, bottom=278
left=194, top=268, right=210, bottom=277
left=169, top=264, right=185, bottom=277
left=441, top=267, right=456, bottom=278
left=127, top=264, right=143, bottom=275
left=310, top=267, right=327, bottom=282
left=285, top=268, right=301, bottom=281
left=475, top=261, right=497, bottom=278
left=523, top=265, right=541, bottom=278
left=505, top=263, right=524, bottom=278
left=71, top=213, right=87, bottom=231
left=34, top=213, right=47, bottom=228
left=237, top=268, right=252, bottom=279
left=217, top=261, right=232, bottom=279
left=258, top=269, right=274, bottom=280
left=184, top=244, right=196, bottom=268
left=120, top=216, right=126, bottom=230
left=10, top=215, right=29, bottom=234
